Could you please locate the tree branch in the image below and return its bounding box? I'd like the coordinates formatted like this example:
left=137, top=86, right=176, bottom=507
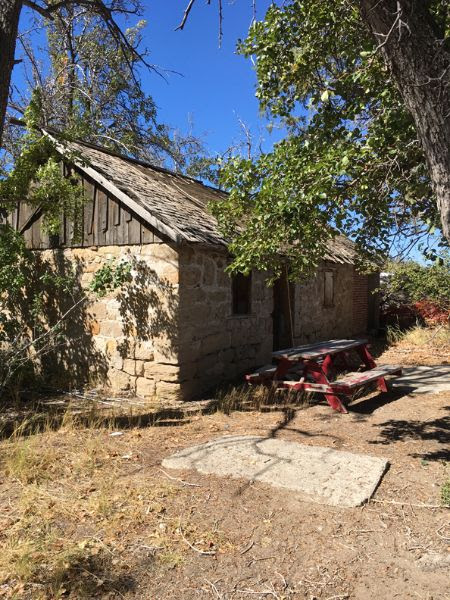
left=23, top=0, right=53, bottom=19
left=176, top=0, right=198, bottom=31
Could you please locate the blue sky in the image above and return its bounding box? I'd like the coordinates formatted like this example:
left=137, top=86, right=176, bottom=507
left=7, top=0, right=295, bottom=216
left=141, top=1, right=277, bottom=156
left=12, top=1, right=278, bottom=158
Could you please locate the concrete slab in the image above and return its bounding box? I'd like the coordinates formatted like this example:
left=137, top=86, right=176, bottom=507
left=162, top=435, right=388, bottom=508
left=391, top=365, right=450, bottom=394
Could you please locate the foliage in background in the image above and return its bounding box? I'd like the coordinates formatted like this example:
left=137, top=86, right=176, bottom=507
left=382, top=257, right=450, bottom=309
left=381, top=255, right=450, bottom=327
left=212, top=0, right=448, bottom=279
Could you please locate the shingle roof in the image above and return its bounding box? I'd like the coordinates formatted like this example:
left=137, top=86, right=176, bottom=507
left=59, top=138, right=227, bottom=245
left=49, top=134, right=357, bottom=264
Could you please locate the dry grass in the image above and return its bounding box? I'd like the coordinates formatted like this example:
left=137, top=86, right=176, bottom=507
left=382, top=324, right=450, bottom=366
left=386, top=323, right=450, bottom=348
left=215, top=382, right=309, bottom=415
left=0, top=388, right=299, bottom=598
left=0, top=417, right=175, bottom=598
left=0, top=336, right=448, bottom=598
left=442, top=479, right=450, bottom=507
left=0, top=399, right=245, bottom=599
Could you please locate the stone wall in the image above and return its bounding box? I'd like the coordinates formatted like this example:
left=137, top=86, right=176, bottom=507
left=177, top=245, right=273, bottom=398
left=36, top=244, right=374, bottom=401
left=293, top=263, right=361, bottom=344
left=39, top=243, right=181, bottom=400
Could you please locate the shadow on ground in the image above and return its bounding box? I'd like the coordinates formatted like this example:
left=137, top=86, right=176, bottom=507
left=0, top=393, right=217, bottom=439
left=369, top=405, right=450, bottom=461
left=348, top=389, right=408, bottom=415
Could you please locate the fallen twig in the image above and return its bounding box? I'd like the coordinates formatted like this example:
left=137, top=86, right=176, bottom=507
left=141, top=544, right=163, bottom=553
left=247, top=555, right=276, bottom=567
left=204, top=579, right=223, bottom=599
left=234, top=590, right=277, bottom=598
left=240, top=540, right=254, bottom=555
left=179, top=528, right=216, bottom=556
left=372, top=499, right=443, bottom=509
left=436, top=524, right=450, bottom=541
left=159, top=469, right=202, bottom=487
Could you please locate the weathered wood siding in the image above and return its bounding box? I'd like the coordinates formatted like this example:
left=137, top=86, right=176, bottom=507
left=4, top=165, right=164, bottom=249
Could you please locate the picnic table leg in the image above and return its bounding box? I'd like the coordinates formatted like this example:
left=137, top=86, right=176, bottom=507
left=356, top=345, right=388, bottom=392
left=321, top=354, right=335, bottom=378
left=356, top=344, right=377, bottom=370
left=377, top=377, right=388, bottom=392
left=307, top=362, right=348, bottom=414
left=274, top=357, right=293, bottom=380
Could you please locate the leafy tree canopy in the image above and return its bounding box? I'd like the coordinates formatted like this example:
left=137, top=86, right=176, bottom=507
left=212, top=0, right=449, bottom=280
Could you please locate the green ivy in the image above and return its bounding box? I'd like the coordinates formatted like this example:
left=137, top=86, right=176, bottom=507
left=89, top=260, right=132, bottom=297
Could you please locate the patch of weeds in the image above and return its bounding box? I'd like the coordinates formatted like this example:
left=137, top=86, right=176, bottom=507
left=0, top=514, right=115, bottom=598
left=386, top=324, right=405, bottom=345
left=1, top=436, right=62, bottom=484
left=386, top=324, right=450, bottom=348
left=441, top=480, right=450, bottom=507
left=158, top=551, right=184, bottom=569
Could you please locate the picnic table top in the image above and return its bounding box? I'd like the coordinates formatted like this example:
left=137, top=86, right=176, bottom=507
left=272, top=338, right=368, bottom=361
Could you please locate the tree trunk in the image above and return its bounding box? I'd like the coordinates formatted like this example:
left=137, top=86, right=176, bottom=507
left=360, top=0, right=450, bottom=242
left=0, top=0, right=22, bottom=147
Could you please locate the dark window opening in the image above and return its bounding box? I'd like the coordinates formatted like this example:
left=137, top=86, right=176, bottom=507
left=324, top=270, right=334, bottom=307
left=232, top=272, right=252, bottom=315
left=49, top=233, right=60, bottom=248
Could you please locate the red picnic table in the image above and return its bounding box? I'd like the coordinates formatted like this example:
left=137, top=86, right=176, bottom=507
left=246, top=338, right=402, bottom=414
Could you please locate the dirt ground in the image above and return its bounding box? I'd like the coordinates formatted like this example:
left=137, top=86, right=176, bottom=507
left=0, top=344, right=449, bottom=599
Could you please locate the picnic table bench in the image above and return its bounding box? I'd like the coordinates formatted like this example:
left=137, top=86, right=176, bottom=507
left=246, top=338, right=402, bottom=414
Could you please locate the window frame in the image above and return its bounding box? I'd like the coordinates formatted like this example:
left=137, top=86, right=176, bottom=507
left=323, top=269, right=335, bottom=308
left=231, top=272, right=252, bottom=316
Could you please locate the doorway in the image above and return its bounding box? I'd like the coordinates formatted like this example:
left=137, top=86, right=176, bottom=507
left=272, top=273, right=295, bottom=351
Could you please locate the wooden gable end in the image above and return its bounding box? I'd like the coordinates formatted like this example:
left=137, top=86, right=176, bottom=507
left=5, top=165, right=165, bottom=249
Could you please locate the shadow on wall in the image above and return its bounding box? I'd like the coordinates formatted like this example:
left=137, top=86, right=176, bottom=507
left=14, top=250, right=109, bottom=389
left=15, top=251, right=179, bottom=392
left=116, top=255, right=179, bottom=361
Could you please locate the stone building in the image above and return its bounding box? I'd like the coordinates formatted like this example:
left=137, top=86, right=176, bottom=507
left=4, top=137, right=379, bottom=400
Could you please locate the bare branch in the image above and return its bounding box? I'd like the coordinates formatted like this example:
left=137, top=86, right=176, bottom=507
left=218, top=0, right=223, bottom=47
left=175, top=0, right=197, bottom=31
